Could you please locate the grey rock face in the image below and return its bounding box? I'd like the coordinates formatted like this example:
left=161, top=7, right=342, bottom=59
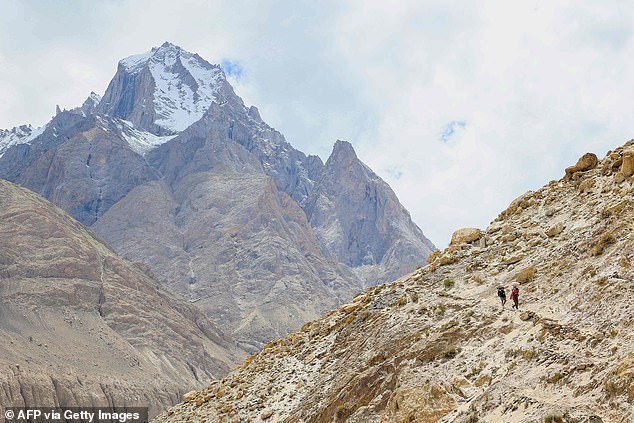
left=93, top=172, right=360, bottom=352
left=0, top=112, right=158, bottom=226
left=305, top=140, right=436, bottom=282
left=98, top=57, right=160, bottom=133
left=80, top=91, right=101, bottom=115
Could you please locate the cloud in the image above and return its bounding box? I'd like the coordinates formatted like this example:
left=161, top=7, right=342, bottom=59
left=221, top=59, right=244, bottom=80
left=439, top=121, right=466, bottom=143
left=2, top=1, right=634, bottom=248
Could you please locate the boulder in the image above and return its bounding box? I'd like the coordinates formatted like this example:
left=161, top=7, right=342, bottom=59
left=565, top=153, right=599, bottom=176
left=503, top=254, right=524, bottom=265
left=450, top=228, right=482, bottom=245
left=615, top=172, right=626, bottom=184
left=546, top=222, right=564, bottom=237
left=439, top=252, right=459, bottom=266
left=621, top=151, right=634, bottom=177
left=182, top=391, right=197, bottom=402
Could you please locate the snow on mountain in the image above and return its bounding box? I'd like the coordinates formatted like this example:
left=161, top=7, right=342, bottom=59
left=119, top=50, right=154, bottom=74
left=116, top=119, right=177, bottom=156
left=78, top=91, right=102, bottom=116
left=0, top=124, right=45, bottom=157
left=117, top=42, right=225, bottom=133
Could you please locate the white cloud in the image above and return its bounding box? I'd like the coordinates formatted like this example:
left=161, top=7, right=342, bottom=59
left=1, top=0, right=633, bottom=247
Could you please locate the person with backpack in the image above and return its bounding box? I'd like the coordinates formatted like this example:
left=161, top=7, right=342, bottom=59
left=510, top=284, right=520, bottom=309
left=497, top=286, right=507, bottom=308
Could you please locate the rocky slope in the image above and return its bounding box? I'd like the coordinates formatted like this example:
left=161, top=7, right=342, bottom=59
left=0, top=42, right=435, bottom=349
left=155, top=143, right=634, bottom=423
left=0, top=180, right=244, bottom=416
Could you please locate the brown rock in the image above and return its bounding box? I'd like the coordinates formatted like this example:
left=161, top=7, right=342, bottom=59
left=427, top=250, right=442, bottom=264
left=565, top=152, right=599, bottom=176
left=450, top=228, right=481, bottom=245
left=503, top=254, right=524, bottom=265
left=383, top=385, right=456, bottom=422
left=341, top=303, right=360, bottom=314
left=261, top=410, right=274, bottom=420
left=500, top=233, right=518, bottom=242
left=579, top=178, right=595, bottom=193
left=182, top=391, right=197, bottom=402
left=621, top=152, right=634, bottom=177
left=439, top=252, right=459, bottom=266
left=615, top=172, right=626, bottom=183
left=547, top=222, right=564, bottom=237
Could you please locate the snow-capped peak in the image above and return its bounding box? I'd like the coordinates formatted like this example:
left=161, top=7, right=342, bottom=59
left=0, top=124, right=46, bottom=157
left=119, top=49, right=154, bottom=74
left=114, top=42, right=226, bottom=133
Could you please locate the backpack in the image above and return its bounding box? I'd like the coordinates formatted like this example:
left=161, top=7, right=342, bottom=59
left=497, top=288, right=505, bottom=298
left=512, top=287, right=519, bottom=298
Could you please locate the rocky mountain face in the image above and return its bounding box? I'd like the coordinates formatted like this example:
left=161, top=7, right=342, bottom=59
left=155, top=143, right=634, bottom=423
left=0, top=42, right=434, bottom=351
left=306, top=140, right=435, bottom=284
left=0, top=180, right=243, bottom=416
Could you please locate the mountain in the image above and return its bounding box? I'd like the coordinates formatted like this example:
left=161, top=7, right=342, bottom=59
left=0, top=124, right=46, bottom=157
left=0, top=42, right=435, bottom=351
left=155, top=145, right=634, bottom=423
left=97, top=42, right=228, bottom=136
left=0, top=179, right=243, bottom=416
left=306, top=140, right=435, bottom=284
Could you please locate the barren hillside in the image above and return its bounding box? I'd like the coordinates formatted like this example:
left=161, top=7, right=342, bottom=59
left=0, top=180, right=243, bottom=416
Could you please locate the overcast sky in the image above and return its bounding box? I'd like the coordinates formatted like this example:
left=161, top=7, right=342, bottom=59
left=2, top=1, right=633, bottom=246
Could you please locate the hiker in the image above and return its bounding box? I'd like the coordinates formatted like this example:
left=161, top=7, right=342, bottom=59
left=497, top=286, right=506, bottom=308
left=510, top=285, right=519, bottom=309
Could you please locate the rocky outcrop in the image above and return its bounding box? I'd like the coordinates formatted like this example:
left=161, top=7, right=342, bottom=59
left=565, top=152, right=599, bottom=176
left=620, top=150, right=634, bottom=177
left=157, top=142, right=634, bottom=423
left=450, top=228, right=481, bottom=245
left=0, top=180, right=244, bottom=415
